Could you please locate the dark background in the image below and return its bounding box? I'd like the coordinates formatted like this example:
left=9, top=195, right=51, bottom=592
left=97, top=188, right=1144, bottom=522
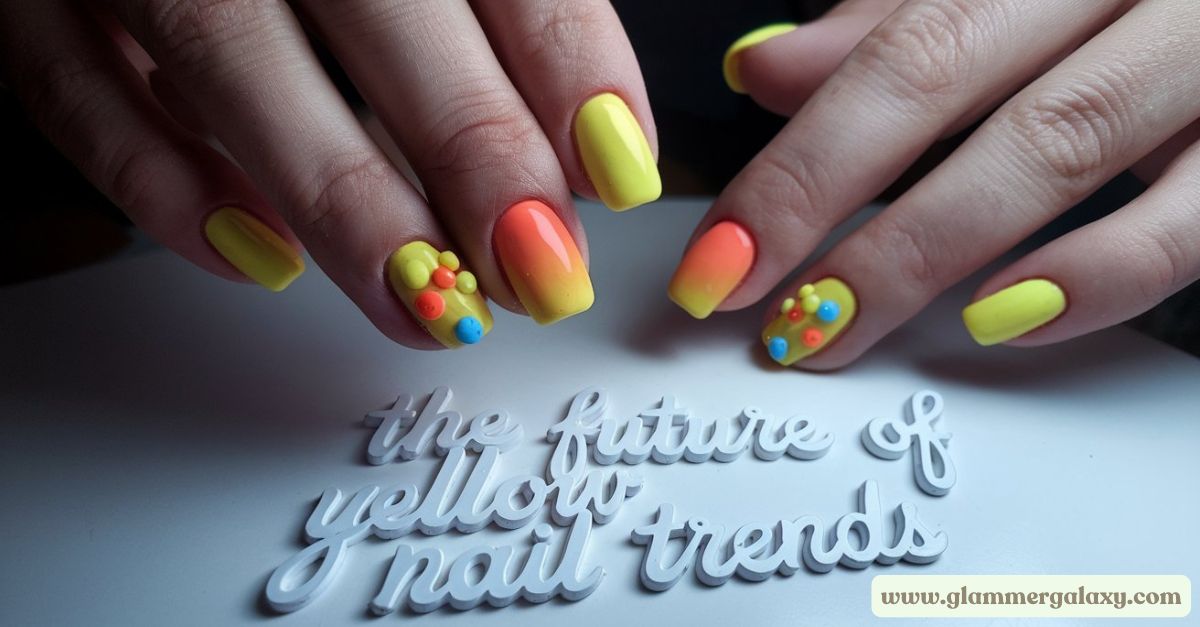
left=2, top=0, right=1195, bottom=354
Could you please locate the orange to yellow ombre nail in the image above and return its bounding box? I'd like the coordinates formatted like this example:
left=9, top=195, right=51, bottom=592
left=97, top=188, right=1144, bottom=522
left=668, top=221, right=755, bottom=319
left=494, top=200, right=594, bottom=325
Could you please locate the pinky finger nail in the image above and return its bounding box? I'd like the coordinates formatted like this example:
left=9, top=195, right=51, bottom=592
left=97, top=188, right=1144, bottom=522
left=961, top=278, right=1066, bottom=346
left=386, top=242, right=494, bottom=348
left=204, top=207, right=305, bottom=292
left=761, top=277, right=856, bottom=366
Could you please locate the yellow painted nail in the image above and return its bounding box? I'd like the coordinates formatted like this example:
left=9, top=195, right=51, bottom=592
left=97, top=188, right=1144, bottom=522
left=204, top=207, right=304, bottom=292
left=723, top=23, right=798, bottom=94
left=386, top=242, right=494, bottom=348
left=574, top=93, right=661, bottom=212
left=962, top=279, right=1066, bottom=346
left=762, top=277, right=856, bottom=366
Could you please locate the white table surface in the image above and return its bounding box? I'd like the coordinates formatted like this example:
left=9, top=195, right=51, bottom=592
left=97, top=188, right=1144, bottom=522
left=2, top=199, right=1197, bottom=626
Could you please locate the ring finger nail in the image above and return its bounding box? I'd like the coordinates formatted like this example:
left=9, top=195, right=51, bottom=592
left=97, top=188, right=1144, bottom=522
left=668, top=221, right=755, bottom=319
left=762, top=277, right=857, bottom=365
left=494, top=200, right=594, bottom=325
left=386, top=242, right=493, bottom=348
left=574, top=93, right=661, bottom=211
left=961, top=278, right=1066, bottom=346
left=204, top=207, right=305, bottom=292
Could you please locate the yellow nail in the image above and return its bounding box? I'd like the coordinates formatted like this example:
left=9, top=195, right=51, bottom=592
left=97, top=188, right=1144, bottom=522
left=762, top=277, right=856, bottom=366
left=723, top=23, right=798, bottom=94
left=962, top=279, right=1066, bottom=346
left=574, top=93, right=661, bottom=212
left=386, top=241, right=493, bottom=348
left=204, top=207, right=304, bottom=292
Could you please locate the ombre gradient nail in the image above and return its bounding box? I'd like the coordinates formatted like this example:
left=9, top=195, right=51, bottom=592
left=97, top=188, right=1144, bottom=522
left=494, top=200, right=594, bottom=325
left=668, top=221, right=755, bottom=319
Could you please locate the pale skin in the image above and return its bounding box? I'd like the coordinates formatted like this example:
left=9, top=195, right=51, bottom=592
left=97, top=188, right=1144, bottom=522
left=2, top=0, right=1197, bottom=365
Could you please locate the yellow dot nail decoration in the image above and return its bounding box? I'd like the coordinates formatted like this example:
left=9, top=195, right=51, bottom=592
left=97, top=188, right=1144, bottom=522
left=780, top=297, right=796, bottom=314
left=799, top=284, right=815, bottom=298
left=802, top=294, right=821, bottom=313
left=438, top=251, right=460, bottom=271
left=401, top=259, right=432, bottom=290
left=456, top=271, right=478, bottom=295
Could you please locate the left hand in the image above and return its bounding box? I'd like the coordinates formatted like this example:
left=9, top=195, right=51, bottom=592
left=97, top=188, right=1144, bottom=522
left=669, top=0, right=1200, bottom=368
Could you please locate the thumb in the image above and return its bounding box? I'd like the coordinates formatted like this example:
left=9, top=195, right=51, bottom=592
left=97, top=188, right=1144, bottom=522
left=726, top=0, right=905, bottom=116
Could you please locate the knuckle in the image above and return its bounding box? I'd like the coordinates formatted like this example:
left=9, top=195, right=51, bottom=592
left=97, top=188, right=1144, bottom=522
left=19, top=54, right=107, bottom=144
left=877, top=215, right=943, bottom=287
left=518, top=1, right=613, bottom=66
left=143, top=0, right=277, bottom=75
left=1004, top=66, right=1137, bottom=188
left=420, top=88, right=540, bottom=177
left=1133, top=222, right=1195, bottom=300
left=104, top=142, right=166, bottom=214
left=288, top=153, right=392, bottom=232
left=850, top=0, right=984, bottom=102
left=754, top=149, right=834, bottom=235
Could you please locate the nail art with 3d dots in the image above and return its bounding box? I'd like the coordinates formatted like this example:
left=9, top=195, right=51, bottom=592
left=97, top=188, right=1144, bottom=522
left=762, top=278, right=856, bottom=366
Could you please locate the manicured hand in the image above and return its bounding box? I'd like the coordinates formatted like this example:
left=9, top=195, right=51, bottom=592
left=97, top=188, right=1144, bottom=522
left=0, top=0, right=661, bottom=349
left=670, top=0, right=1200, bottom=368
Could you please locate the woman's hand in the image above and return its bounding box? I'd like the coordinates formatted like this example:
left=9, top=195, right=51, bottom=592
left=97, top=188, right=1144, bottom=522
left=0, top=0, right=660, bottom=349
left=670, top=0, right=1200, bottom=368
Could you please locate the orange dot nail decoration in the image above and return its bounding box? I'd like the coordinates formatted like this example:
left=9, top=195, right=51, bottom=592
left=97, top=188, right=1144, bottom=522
left=432, top=266, right=456, bottom=289
left=415, top=291, right=445, bottom=320
left=802, top=328, right=824, bottom=347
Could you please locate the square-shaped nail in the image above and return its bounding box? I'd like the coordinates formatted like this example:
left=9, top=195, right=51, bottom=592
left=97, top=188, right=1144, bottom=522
left=668, top=221, right=755, bottom=319
left=574, top=93, right=661, bottom=211
left=495, top=200, right=594, bottom=325
left=204, top=207, right=304, bottom=291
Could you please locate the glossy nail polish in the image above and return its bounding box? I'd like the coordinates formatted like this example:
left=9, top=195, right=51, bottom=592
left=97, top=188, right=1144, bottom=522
left=494, top=200, right=594, bottom=325
left=962, top=278, right=1066, bottom=346
left=386, top=242, right=493, bottom=348
left=668, top=221, right=755, bottom=319
left=761, top=278, right=857, bottom=366
left=723, top=23, right=798, bottom=94
left=204, top=207, right=304, bottom=292
left=574, top=93, right=661, bottom=211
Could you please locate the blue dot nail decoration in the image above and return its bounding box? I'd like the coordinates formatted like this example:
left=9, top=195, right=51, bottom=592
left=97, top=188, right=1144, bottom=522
left=767, top=337, right=789, bottom=362
left=455, top=316, right=484, bottom=344
left=816, top=300, right=840, bottom=323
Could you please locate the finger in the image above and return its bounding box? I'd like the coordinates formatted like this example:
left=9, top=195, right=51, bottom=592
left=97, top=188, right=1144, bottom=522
left=670, top=0, right=1129, bottom=321
left=472, top=0, right=661, bottom=211
left=964, top=138, right=1200, bottom=347
left=1131, top=120, right=1200, bottom=183
left=773, top=0, right=1200, bottom=368
left=105, top=0, right=491, bottom=349
left=0, top=0, right=303, bottom=291
left=728, top=0, right=905, bottom=115
left=299, top=0, right=594, bottom=324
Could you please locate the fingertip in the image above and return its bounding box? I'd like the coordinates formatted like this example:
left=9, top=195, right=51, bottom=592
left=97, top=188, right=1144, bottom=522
left=722, top=23, right=799, bottom=94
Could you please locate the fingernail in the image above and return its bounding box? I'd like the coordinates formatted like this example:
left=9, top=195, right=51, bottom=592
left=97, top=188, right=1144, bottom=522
left=668, top=221, right=755, bottom=319
left=574, top=93, right=661, bottom=212
left=761, top=277, right=856, bottom=366
left=204, top=207, right=304, bottom=292
left=386, top=242, right=493, bottom=348
left=723, top=23, right=798, bottom=94
left=494, top=200, right=594, bottom=325
left=962, top=278, right=1066, bottom=346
